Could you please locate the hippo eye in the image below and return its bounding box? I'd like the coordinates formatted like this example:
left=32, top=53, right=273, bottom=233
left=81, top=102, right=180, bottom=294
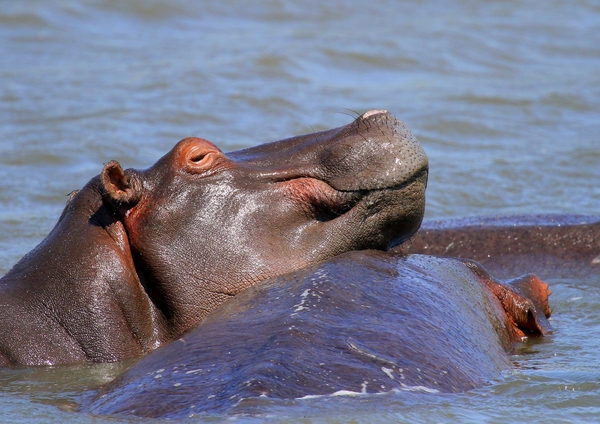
left=179, top=137, right=228, bottom=175
left=190, top=153, right=207, bottom=163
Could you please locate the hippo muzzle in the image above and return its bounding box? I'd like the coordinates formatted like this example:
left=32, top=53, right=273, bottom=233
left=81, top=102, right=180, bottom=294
left=228, top=109, right=429, bottom=249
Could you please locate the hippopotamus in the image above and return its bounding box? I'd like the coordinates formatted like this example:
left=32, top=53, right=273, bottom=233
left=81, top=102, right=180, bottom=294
left=396, top=214, right=600, bottom=279
left=0, top=110, right=428, bottom=366
left=81, top=213, right=600, bottom=418
left=82, top=250, right=551, bottom=418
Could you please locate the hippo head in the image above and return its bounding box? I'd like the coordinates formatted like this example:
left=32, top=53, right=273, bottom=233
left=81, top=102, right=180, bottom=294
left=101, top=110, right=428, bottom=334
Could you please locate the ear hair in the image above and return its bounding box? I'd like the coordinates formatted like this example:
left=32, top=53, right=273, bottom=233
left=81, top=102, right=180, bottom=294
left=101, top=160, right=143, bottom=213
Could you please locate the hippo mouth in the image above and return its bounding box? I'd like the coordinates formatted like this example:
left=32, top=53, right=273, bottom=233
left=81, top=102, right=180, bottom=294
left=285, top=168, right=428, bottom=231
left=283, top=177, right=364, bottom=221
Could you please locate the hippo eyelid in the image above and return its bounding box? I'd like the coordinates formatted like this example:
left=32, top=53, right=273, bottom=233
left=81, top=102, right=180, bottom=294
left=176, top=137, right=230, bottom=175
left=190, top=153, right=207, bottom=163
left=184, top=151, right=232, bottom=176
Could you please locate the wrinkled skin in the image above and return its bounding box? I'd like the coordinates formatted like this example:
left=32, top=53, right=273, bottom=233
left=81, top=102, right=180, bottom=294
left=82, top=251, right=550, bottom=418
left=0, top=110, right=428, bottom=366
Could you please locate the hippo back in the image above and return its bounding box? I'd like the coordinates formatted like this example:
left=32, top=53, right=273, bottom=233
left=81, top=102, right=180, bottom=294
left=82, top=251, right=536, bottom=418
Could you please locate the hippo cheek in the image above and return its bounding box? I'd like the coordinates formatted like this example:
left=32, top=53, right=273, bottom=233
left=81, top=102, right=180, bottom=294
left=118, top=186, right=302, bottom=296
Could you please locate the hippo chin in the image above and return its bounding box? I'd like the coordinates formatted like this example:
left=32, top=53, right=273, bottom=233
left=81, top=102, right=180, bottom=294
left=0, top=110, right=428, bottom=366
left=82, top=250, right=550, bottom=418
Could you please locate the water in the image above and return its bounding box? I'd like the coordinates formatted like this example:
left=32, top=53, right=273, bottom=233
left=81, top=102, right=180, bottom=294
left=0, top=0, right=599, bottom=421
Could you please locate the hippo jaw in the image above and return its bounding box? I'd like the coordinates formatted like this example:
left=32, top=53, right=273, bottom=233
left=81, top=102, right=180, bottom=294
left=278, top=169, right=428, bottom=253
left=101, top=110, right=428, bottom=335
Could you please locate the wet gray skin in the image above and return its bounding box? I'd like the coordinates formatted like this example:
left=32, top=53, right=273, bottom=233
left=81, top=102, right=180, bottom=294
left=0, top=110, right=428, bottom=366
left=396, top=215, right=600, bottom=279
left=82, top=250, right=550, bottom=419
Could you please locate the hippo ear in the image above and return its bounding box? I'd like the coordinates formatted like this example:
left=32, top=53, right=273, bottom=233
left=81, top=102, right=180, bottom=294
left=101, top=160, right=143, bottom=213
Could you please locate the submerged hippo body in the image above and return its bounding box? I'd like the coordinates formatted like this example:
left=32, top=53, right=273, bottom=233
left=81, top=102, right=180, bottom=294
left=0, top=110, right=428, bottom=366
left=396, top=215, right=600, bottom=279
left=83, top=250, right=550, bottom=418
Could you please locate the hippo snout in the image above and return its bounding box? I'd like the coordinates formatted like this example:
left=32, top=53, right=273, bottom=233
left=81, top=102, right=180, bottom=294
left=321, top=109, right=429, bottom=192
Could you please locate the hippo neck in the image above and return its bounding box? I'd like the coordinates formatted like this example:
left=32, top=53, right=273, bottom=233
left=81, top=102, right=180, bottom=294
left=0, top=177, right=168, bottom=364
